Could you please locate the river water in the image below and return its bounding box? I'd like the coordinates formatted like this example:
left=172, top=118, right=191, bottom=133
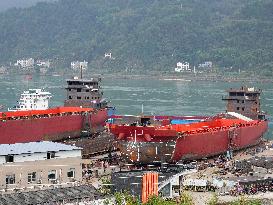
left=0, top=74, right=272, bottom=139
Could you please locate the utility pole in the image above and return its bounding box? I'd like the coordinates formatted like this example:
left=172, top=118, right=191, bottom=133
left=80, top=65, right=83, bottom=79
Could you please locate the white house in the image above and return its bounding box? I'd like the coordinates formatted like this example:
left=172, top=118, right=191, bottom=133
left=198, top=61, right=213, bottom=68
left=14, top=58, right=34, bottom=68
left=175, top=62, right=190, bottom=72
left=71, top=61, right=88, bottom=70
left=37, top=60, right=50, bottom=68
left=104, top=53, right=112, bottom=59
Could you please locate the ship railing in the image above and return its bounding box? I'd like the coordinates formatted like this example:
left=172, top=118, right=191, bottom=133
left=181, top=122, right=260, bottom=135
left=1, top=111, right=91, bottom=121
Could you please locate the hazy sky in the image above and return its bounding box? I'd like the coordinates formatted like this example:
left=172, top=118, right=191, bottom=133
left=0, top=0, right=54, bottom=12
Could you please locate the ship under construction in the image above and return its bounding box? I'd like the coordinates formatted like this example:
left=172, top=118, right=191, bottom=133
left=109, top=87, right=268, bottom=164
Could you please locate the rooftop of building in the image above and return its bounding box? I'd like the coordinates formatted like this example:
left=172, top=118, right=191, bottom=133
left=0, top=185, right=101, bottom=205
left=0, top=141, right=81, bottom=156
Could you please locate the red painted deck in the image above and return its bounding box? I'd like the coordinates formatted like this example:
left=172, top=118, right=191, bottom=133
left=0, top=106, right=93, bottom=119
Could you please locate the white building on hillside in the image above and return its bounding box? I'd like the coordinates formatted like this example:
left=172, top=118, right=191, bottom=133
left=14, top=58, right=34, bottom=68
left=37, top=60, right=50, bottom=68
left=198, top=61, right=213, bottom=68
left=0, top=141, right=82, bottom=192
left=71, top=61, right=88, bottom=70
left=104, top=53, right=112, bottom=59
left=175, top=62, right=190, bottom=72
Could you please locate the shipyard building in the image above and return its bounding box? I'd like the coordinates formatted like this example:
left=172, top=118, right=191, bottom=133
left=0, top=141, right=82, bottom=192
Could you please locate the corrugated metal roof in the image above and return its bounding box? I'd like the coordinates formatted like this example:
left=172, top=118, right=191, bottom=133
left=0, top=185, right=101, bottom=204
left=0, top=141, right=81, bottom=156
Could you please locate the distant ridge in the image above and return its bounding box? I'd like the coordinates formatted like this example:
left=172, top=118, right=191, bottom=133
left=0, top=0, right=54, bottom=12
left=0, top=0, right=272, bottom=73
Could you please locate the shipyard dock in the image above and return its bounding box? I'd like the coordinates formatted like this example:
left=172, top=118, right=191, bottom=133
left=90, top=139, right=273, bottom=204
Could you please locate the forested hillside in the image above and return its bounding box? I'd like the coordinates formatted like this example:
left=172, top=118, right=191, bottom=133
left=0, top=0, right=272, bottom=72
left=0, top=0, right=54, bottom=12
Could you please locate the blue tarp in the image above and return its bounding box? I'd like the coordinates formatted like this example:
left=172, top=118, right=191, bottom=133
left=170, top=119, right=200, bottom=125
left=107, top=107, right=116, bottom=116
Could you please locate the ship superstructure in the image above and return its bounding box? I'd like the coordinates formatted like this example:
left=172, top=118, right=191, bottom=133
left=8, top=89, right=52, bottom=111
left=64, top=77, right=107, bottom=109
left=222, top=87, right=263, bottom=120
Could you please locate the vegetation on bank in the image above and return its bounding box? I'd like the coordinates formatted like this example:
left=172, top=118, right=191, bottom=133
left=105, top=192, right=264, bottom=205
left=0, top=0, right=272, bottom=73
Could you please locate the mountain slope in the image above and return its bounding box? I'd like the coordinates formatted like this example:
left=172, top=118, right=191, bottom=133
left=0, top=0, right=54, bottom=12
left=0, top=0, right=272, bottom=72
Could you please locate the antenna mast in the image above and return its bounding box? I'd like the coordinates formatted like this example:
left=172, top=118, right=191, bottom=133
left=80, top=65, right=83, bottom=79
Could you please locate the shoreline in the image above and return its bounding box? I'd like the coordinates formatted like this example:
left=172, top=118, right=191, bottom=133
left=96, top=72, right=273, bottom=83
left=2, top=70, right=273, bottom=83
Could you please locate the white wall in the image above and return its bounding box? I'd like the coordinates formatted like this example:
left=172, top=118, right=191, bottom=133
left=0, top=156, right=6, bottom=164
left=57, top=150, right=81, bottom=158
left=15, top=152, right=46, bottom=163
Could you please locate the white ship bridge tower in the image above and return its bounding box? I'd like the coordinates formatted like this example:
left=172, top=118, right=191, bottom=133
left=9, top=89, right=52, bottom=111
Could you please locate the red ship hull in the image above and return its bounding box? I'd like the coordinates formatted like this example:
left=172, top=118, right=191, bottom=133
left=110, top=116, right=268, bottom=164
left=172, top=120, right=268, bottom=161
left=0, top=107, right=108, bottom=144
